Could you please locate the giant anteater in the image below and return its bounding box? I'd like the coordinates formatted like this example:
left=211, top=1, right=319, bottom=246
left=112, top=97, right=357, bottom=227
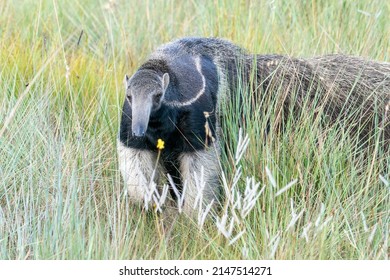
left=118, top=37, right=389, bottom=215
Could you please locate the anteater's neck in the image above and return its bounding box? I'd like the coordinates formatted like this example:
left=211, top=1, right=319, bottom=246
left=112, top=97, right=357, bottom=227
left=146, top=102, right=178, bottom=146
left=139, top=59, right=170, bottom=76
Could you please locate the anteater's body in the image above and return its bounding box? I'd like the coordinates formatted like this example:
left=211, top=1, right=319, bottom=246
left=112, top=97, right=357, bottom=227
left=118, top=37, right=390, bottom=216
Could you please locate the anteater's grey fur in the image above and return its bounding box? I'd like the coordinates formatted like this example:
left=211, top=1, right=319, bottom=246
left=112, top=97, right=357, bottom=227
left=118, top=37, right=390, bottom=216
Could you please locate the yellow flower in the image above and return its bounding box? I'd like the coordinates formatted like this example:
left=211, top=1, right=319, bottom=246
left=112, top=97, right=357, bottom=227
left=157, top=138, right=165, bottom=150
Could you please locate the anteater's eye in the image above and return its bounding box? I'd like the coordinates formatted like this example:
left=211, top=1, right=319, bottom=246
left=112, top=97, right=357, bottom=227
left=126, top=94, right=132, bottom=103
left=154, top=92, right=162, bottom=103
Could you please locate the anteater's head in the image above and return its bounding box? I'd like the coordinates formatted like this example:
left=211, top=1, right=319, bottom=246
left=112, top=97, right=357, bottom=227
left=124, top=70, right=170, bottom=137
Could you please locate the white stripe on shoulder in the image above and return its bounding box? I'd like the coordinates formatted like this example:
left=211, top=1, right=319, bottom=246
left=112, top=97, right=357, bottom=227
left=164, top=56, right=206, bottom=107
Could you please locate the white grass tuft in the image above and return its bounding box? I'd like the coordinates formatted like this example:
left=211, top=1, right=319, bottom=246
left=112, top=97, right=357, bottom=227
left=301, top=222, right=312, bottom=243
left=167, top=174, right=186, bottom=213
left=241, top=245, right=249, bottom=259
left=193, top=166, right=206, bottom=210
left=368, top=223, right=378, bottom=245
left=315, top=217, right=333, bottom=234
left=234, top=128, right=250, bottom=166
left=286, top=209, right=304, bottom=231
left=269, top=232, right=281, bottom=258
left=379, top=175, right=389, bottom=187
left=197, top=199, right=214, bottom=229
left=265, top=166, right=277, bottom=188
left=360, top=211, right=369, bottom=233
left=315, top=203, right=326, bottom=227
left=228, top=230, right=246, bottom=246
left=275, top=179, right=298, bottom=197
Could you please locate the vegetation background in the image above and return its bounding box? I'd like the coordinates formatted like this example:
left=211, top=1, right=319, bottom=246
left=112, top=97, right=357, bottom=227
left=0, top=0, right=389, bottom=259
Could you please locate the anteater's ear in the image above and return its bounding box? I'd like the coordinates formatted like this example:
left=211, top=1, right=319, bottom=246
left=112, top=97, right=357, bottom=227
left=162, top=73, right=170, bottom=93
left=123, top=74, right=130, bottom=87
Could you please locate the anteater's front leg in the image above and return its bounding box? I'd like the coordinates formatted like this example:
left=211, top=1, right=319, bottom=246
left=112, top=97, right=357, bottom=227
left=117, top=141, right=158, bottom=205
left=179, top=147, right=221, bottom=216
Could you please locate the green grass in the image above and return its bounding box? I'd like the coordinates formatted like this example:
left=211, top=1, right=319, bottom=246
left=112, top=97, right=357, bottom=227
left=0, top=0, right=389, bottom=259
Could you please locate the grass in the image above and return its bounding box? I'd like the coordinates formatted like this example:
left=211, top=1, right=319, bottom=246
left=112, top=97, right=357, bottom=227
left=0, top=0, right=389, bottom=259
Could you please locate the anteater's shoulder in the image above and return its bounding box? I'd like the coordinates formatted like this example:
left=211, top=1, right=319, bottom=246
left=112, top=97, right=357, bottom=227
left=150, top=37, right=247, bottom=61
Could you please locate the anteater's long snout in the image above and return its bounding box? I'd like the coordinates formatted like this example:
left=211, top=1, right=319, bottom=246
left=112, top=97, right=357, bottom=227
left=132, top=124, right=146, bottom=137
left=131, top=97, right=152, bottom=138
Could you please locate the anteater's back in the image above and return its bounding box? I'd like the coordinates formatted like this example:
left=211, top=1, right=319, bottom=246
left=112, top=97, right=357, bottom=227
left=150, top=37, right=247, bottom=61
left=309, top=55, right=390, bottom=141
left=249, top=52, right=389, bottom=145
